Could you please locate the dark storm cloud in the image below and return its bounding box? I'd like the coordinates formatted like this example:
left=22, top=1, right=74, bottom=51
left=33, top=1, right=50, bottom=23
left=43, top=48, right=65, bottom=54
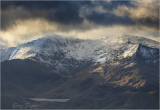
left=136, top=18, right=159, bottom=30
left=86, top=12, right=135, bottom=26
left=113, top=0, right=159, bottom=31
left=1, top=1, right=86, bottom=30
left=1, top=1, right=159, bottom=31
left=1, top=1, right=131, bottom=11
left=1, top=1, right=136, bottom=30
left=1, top=1, right=159, bottom=47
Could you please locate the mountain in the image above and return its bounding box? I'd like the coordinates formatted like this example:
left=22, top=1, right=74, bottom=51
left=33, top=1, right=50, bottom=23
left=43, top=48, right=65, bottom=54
left=1, top=34, right=159, bottom=109
left=1, top=34, right=158, bottom=62
left=0, top=34, right=159, bottom=74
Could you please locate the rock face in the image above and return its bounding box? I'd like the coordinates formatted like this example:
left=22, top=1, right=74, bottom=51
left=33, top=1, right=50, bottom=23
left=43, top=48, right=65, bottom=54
left=135, top=44, right=159, bottom=62
left=1, top=34, right=159, bottom=109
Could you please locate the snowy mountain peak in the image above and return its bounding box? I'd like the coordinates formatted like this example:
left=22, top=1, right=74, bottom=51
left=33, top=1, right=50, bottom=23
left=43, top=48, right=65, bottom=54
left=121, top=34, right=159, bottom=48
left=0, top=34, right=159, bottom=65
left=21, top=34, right=83, bottom=48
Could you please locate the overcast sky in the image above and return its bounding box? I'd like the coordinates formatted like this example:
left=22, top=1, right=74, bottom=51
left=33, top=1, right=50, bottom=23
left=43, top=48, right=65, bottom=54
left=1, top=0, right=159, bottom=47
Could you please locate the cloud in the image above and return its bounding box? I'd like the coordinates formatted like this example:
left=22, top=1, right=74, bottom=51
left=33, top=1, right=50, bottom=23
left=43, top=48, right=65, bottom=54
left=114, top=0, right=159, bottom=19
left=113, top=0, right=159, bottom=31
left=0, top=18, right=96, bottom=47
left=2, top=1, right=158, bottom=31
left=1, top=1, right=137, bottom=30
left=1, top=18, right=159, bottom=47
left=1, top=1, right=86, bottom=30
left=1, top=19, right=57, bottom=46
left=1, top=1, right=159, bottom=47
left=85, top=12, right=135, bottom=26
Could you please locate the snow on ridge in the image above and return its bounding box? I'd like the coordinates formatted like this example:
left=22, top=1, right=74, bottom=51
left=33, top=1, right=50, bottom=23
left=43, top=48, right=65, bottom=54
left=9, top=47, right=36, bottom=60
left=0, top=35, right=121, bottom=63
left=122, top=34, right=159, bottom=48
left=122, top=44, right=139, bottom=58
left=0, top=34, right=159, bottom=63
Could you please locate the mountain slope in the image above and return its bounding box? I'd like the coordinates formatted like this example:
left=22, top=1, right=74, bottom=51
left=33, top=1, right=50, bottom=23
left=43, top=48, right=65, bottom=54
left=1, top=58, right=159, bottom=109
left=1, top=34, right=159, bottom=109
left=0, top=35, right=121, bottom=62
left=1, top=34, right=159, bottom=61
left=1, top=34, right=159, bottom=73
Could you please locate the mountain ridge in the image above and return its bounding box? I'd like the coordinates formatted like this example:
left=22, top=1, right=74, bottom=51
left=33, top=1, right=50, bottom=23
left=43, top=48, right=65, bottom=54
left=0, top=34, right=159, bottom=62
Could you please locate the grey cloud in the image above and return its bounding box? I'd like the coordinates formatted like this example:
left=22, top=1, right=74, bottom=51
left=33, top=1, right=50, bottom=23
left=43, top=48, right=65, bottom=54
left=1, top=1, right=140, bottom=31
left=1, top=1, right=159, bottom=38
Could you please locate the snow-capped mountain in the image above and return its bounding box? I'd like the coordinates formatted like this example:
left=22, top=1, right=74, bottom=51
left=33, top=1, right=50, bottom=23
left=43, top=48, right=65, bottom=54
left=0, top=35, right=122, bottom=63
left=0, top=34, right=159, bottom=75
left=1, top=34, right=158, bottom=61
left=1, top=34, right=159, bottom=109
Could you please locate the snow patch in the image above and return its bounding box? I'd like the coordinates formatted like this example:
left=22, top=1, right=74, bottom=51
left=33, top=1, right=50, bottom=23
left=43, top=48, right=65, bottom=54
left=124, top=62, right=136, bottom=68
left=122, top=44, right=139, bottom=58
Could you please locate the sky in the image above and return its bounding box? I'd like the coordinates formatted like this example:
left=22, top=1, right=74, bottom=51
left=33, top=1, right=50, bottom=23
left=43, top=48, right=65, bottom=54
left=1, top=0, right=159, bottom=47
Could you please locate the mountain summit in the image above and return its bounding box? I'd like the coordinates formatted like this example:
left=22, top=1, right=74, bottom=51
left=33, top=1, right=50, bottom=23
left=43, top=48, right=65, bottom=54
left=1, top=34, right=159, bottom=74
left=1, top=34, right=159, bottom=62
left=1, top=34, right=159, bottom=75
